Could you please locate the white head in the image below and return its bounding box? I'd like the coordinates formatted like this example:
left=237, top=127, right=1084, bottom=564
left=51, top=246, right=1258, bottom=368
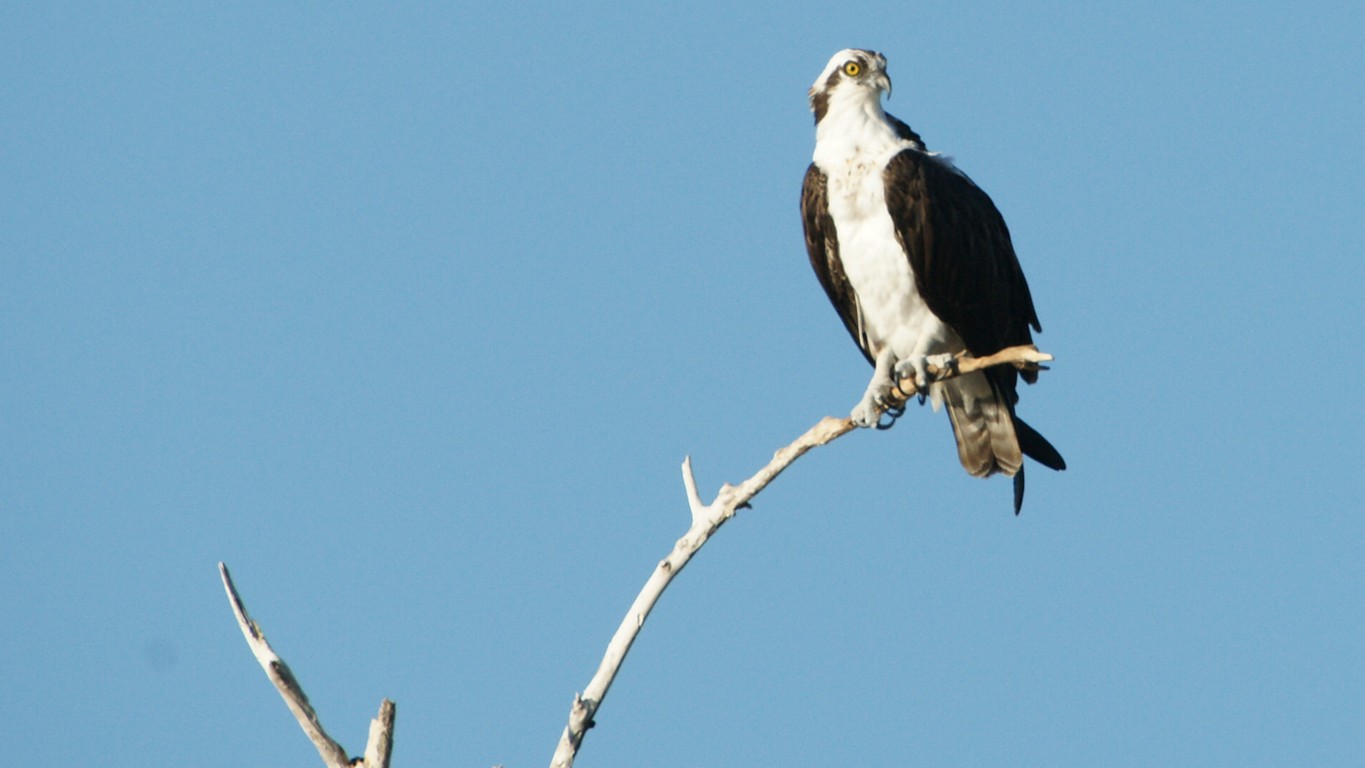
left=808, top=49, right=892, bottom=125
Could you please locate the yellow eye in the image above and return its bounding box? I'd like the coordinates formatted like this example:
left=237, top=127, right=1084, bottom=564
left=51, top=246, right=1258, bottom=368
left=843, top=61, right=861, bottom=77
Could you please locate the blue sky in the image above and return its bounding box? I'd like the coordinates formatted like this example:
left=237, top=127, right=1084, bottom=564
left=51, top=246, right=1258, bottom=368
left=4, top=2, right=1363, bottom=766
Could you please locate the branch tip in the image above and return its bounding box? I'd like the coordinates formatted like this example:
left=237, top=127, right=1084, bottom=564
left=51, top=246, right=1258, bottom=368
left=362, top=699, right=396, bottom=768
left=219, top=563, right=356, bottom=768
left=681, top=456, right=705, bottom=516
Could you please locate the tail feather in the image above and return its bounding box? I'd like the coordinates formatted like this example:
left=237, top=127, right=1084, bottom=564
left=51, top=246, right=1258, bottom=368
left=940, top=373, right=1066, bottom=514
left=1014, top=416, right=1067, bottom=471
left=940, top=372, right=1021, bottom=478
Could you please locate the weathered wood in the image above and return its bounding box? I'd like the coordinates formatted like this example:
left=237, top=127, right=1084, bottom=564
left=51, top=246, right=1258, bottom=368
left=550, top=346, right=1051, bottom=766
left=220, top=563, right=395, bottom=768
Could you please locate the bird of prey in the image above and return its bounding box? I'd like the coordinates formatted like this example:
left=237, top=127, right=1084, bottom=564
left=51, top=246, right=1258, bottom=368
left=799, top=49, right=1065, bottom=512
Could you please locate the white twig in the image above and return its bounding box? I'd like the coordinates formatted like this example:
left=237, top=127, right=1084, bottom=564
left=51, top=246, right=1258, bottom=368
left=549, top=344, right=1051, bottom=767
left=219, top=562, right=396, bottom=768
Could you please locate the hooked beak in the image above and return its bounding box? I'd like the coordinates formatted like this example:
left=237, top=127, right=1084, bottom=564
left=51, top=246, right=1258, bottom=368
left=875, top=72, right=892, bottom=99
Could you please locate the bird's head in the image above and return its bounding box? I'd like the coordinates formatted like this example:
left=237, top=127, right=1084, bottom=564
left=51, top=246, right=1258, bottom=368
left=808, top=49, right=892, bottom=124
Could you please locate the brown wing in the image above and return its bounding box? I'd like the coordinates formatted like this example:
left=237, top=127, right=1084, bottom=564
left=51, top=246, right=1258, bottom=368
left=800, top=163, right=874, bottom=364
left=883, top=149, right=1066, bottom=490
left=881, top=149, right=1042, bottom=384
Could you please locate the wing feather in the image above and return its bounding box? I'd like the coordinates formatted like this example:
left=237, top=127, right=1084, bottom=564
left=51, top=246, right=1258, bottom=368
left=883, top=150, right=1042, bottom=393
left=801, top=164, right=874, bottom=364
left=882, top=150, right=1041, bottom=360
left=882, top=147, right=1065, bottom=497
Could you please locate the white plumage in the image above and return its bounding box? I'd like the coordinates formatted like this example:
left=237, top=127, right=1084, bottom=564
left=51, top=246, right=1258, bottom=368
left=810, top=49, right=962, bottom=425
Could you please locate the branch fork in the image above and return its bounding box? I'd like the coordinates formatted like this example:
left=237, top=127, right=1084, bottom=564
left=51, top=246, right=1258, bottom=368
left=550, top=344, right=1049, bottom=767
left=219, top=563, right=395, bottom=768
left=222, top=344, right=1051, bottom=768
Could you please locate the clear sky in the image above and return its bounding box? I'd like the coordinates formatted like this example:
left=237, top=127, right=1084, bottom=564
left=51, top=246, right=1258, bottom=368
left=4, top=2, right=1363, bottom=766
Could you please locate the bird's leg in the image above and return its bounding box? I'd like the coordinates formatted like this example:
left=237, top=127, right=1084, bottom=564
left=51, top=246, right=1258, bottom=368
left=851, top=348, right=898, bottom=427
left=894, top=352, right=957, bottom=396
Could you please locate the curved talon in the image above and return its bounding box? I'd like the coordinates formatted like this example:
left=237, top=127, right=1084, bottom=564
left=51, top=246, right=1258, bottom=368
left=875, top=403, right=904, bottom=430
left=894, top=357, right=933, bottom=398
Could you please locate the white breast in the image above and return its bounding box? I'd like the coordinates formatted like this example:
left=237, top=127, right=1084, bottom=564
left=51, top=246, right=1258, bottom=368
left=816, top=127, right=954, bottom=363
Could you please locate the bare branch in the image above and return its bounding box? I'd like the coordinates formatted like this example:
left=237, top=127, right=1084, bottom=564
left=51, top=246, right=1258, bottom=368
left=551, top=345, right=1050, bottom=766
left=894, top=344, right=1052, bottom=400
left=363, top=700, right=396, bottom=768
left=220, top=562, right=395, bottom=768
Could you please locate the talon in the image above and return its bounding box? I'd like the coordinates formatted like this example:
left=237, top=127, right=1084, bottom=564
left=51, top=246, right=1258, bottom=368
left=926, top=352, right=957, bottom=376
left=893, top=360, right=915, bottom=385
left=852, top=412, right=877, bottom=428
left=926, top=353, right=954, bottom=366
left=854, top=348, right=904, bottom=428
left=875, top=402, right=904, bottom=430
left=851, top=398, right=881, bottom=428
left=894, top=357, right=932, bottom=396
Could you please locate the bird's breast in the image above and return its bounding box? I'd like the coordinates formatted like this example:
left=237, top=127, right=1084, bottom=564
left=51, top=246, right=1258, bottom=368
left=817, top=151, right=952, bottom=361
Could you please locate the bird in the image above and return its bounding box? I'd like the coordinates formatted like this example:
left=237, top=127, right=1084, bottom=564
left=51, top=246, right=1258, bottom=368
left=799, top=49, right=1065, bottom=513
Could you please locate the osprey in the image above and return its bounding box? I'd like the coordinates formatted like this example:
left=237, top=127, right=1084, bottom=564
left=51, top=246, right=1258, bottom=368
left=800, top=49, right=1065, bottom=512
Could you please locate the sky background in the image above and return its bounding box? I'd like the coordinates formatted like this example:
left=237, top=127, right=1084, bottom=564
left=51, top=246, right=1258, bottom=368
left=4, top=1, right=1364, bottom=766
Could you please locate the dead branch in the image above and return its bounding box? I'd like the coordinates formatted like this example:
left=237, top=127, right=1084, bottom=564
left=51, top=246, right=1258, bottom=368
left=220, top=344, right=1048, bottom=767
left=894, top=344, right=1052, bottom=400
left=219, top=562, right=396, bottom=768
left=550, top=344, right=1050, bottom=766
